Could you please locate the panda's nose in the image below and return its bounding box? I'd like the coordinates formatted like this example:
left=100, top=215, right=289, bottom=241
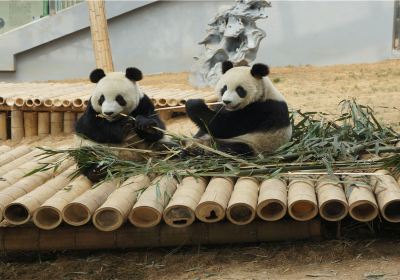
left=103, top=111, right=114, bottom=116
left=223, top=100, right=231, bottom=105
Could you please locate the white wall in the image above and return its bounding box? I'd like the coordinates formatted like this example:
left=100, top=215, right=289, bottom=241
left=0, top=0, right=397, bottom=82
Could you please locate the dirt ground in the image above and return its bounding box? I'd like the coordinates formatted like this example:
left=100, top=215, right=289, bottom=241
left=1, top=60, right=400, bottom=279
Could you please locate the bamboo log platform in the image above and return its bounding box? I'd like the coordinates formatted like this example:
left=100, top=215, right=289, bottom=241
left=0, top=142, right=400, bottom=250
left=0, top=82, right=215, bottom=139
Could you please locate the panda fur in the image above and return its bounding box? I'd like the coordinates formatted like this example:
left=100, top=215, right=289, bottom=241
left=185, top=61, right=292, bottom=156
left=75, top=67, right=166, bottom=181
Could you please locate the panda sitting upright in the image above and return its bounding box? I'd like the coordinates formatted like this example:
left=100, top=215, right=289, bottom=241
left=75, top=67, right=165, bottom=180
left=185, top=61, right=292, bottom=156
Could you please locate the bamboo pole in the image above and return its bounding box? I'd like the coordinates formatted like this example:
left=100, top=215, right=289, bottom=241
left=4, top=166, right=76, bottom=225
left=50, top=112, right=63, bottom=135
left=0, top=160, right=73, bottom=222
left=32, top=175, right=93, bottom=230
left=62, top=179, right=118, bottom=226
left=287, top=177, right=318, bottom=221
left=226, top=177, right=259, bottom=225
left=0, top=145, right=11, bottom=154
left=38, top=112, right=50, bottom=136
left=370, top=170, right=400, bottom=223
left=23, top=112, right=38, bottom=137
left=0, top=220, right=321, bottom=251
left=343, top=175, right=379, bottom=222
left=129, top=175, right=178, bottom=228
left=0, top=112, right=7, bottom=140
left=257, top=178, right=287, bottom=221
left=0, top=145, right=32, bottom=169
left=316, top=175, right=348, bottom=221
left=163, top=176, right=207, bottom=228
left=0, top=150, right=43, bottom=177
left=0, top=153, right=63, bottom=191
left=195, top=177, right=234, bottom=223
left=87, top=0, right=114, bottom=72
left=11, top=110, right=24, bottom=140
left=63, top=112, right=76, bottom=134
left=93, top=175, right=150, bottom=231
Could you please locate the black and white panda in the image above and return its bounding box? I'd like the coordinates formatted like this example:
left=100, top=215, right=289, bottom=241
left=75, top=67, right=166, bottom=181
left=185, top=61, right=292, bottom=156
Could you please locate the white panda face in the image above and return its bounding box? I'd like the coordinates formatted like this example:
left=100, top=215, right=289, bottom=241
left=91, top=72, right=143, bottom=121
left=215, top=66, right=264, bottom=111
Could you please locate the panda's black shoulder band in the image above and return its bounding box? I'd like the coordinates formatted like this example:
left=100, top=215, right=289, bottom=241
left=126, top=67, right=143, bottom=82
left=90, top=69, right=106, bottom=83
left=251, top=63, right=270, bottom=78
left=222, top=61, right=234, bottom=74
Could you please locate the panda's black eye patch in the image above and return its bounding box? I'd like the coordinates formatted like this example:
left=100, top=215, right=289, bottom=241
left=115, top=95, right=127, bottom=106
left=98, top=94, right=105, bottom=106
left=220, top=85, right=227, bottom=95
left=236, top=86, right=247, bottom=98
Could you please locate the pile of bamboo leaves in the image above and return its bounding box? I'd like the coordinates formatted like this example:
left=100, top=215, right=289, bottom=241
left=34, top=100, right=400, bottom=181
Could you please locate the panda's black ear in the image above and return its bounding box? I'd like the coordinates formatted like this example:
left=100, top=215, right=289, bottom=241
left=90, top=68, right=106, bottom=83
left=222, top=61, right=234, bottom=74
left=125, top=67, right=143, bottom=82
left=251, top=63, right=270, bottom=79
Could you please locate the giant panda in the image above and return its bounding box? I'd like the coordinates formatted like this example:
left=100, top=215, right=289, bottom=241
left=75, top=67, right=166, bottom=181
left=185, top=61, right=292, bottom=156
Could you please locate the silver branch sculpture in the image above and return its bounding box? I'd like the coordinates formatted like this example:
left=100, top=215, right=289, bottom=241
left=189, top=0, right=271, bottom=87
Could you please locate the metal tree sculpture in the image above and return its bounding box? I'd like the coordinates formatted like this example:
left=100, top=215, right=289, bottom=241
left=189, top=0, right=271, bottom=87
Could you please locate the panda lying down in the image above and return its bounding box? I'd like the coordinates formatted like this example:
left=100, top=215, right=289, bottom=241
left=75, top=67, right=167, bottom=181
left=185, top=61, right=292, bottom=156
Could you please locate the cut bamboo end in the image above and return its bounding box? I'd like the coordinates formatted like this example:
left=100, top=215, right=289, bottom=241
left=32, top=206, right=63, bottom=230
left=371, top=170, right=400, bottom=223
left=93, top=175, right=151, bottom=231
left=33, top=98, right=42, bottom=107
left=3, top=202, right=30, bottom=225
left=287, top=177, right=318, bottom=221
left=44, top=99, right=53, bottom=107
left=257, top=178, right=287, bottom=221
left=157, top=98, right=167, bottom=107
left=163, top=177, right=207, bottom=228
left=23, top=112, right=38, bottom=137
left=344, top=175, right=378, bottom=222
left=166, top=98, right=179, bottom=107
left=316, top=175, right=348, bottom=221
left=62, top=100, right=71, bottom=107
left=25, top=99, right=34, bottom=107
left=5, top=98, right=15, bottom=107
left=38, top=112, right=50, bottom=136
left=83, top=100, right=89, bottom=107
left=33, top=175, right=92, bottom=230
left=11, top=110, right=24, bottom=140
left=72, top=98, right=83, bottom=108
left=0, top=97, right=4, bottom=105
left=0, top=112, right=7, bottom=140
left=129, top=175, right=178, bottom=228
left=92, top=207, right=124, bottom=232
left=195, top=177, right=234, bottom=223
left=62, top=202, right=91, bottom=226
left=226, top=177, right=259, bottom=225
left=15, top=98, right=24, bottom=107
left=63, top=180, right=118, bottom=226
left=52, top=99, right=63, bottom=107
left=50, top=112, right=63, bottom=135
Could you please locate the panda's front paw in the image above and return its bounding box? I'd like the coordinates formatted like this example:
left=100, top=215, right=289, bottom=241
left=185, top=99, right=207, bottom=111
left=135, top=115, right=157, bottom=130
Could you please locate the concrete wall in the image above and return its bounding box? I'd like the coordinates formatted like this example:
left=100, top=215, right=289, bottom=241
left=0, top=0, right=397, bottom=82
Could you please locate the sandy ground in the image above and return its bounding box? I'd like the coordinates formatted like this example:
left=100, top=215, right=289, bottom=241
left=1, top=60, right=400, bottom=279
